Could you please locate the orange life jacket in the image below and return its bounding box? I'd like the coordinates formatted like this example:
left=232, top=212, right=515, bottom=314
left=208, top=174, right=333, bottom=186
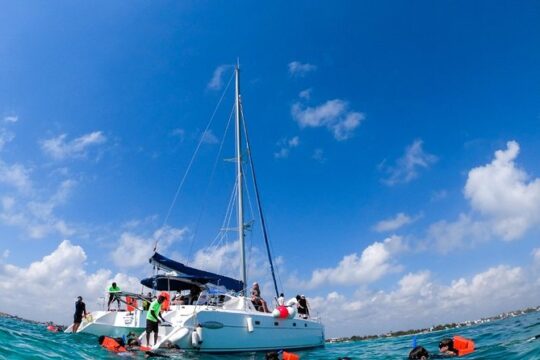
left=101, top=337, right=127, bottom=353
left=283, top=351, right=300, bottom=360
left=160, top=291, right=170, bottom=311
left=453, top=335, right=475, bottom=356
left=126, top=296, right=137, bottom=312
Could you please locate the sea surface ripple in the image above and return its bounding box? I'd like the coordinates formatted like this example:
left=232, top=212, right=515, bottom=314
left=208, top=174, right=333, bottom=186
left=2, top=311, right=540, bottom=359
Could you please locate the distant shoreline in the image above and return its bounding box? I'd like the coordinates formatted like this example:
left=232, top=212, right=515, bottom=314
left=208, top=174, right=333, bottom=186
left=326, top=306, right=540, bottom=343
left=0, top=311, right=60, bottom=326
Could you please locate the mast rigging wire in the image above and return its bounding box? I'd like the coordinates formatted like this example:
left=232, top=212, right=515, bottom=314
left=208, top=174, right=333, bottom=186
left=186, top=102, right=236, bottom=265
left=154, top=71, right=235, bottom=252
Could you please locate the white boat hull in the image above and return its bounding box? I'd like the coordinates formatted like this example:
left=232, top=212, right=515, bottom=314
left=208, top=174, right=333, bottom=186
left=140, top=303, right=325, bottom=352
left=64, top=310, right=147, bottom=337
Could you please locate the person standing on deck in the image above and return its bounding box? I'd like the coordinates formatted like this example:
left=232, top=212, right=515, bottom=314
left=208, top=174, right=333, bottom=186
left=142, top=292, right=152, bottom=311
left=297, top=295, right=309, bottom=319
left=146, top=295, right=166, bottom=347
left=72, top=296, right=87, bottom=333
left=107, top=282, right=121, bottom=311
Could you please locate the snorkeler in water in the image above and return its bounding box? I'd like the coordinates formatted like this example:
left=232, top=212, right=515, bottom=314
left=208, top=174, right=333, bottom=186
left=438, top=338, right=458, bottom=356
left=409, top=346, right=430, bottom=360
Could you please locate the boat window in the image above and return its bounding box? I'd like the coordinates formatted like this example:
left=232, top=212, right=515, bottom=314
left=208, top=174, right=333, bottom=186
left=207, top=294, right=229, bottom=307
left=274, top=322, right=279, bottom=326
left=255, top=321, right=260, bottom=325
left=293, top=323, right=296, bottom=327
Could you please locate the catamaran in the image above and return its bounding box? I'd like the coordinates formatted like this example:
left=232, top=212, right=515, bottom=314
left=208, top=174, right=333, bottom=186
left=139, top=64, right=325, bottom=352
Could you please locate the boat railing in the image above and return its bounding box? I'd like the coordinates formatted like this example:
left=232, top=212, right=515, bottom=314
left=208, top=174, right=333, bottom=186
left=107, top=291, right=149, bottom=312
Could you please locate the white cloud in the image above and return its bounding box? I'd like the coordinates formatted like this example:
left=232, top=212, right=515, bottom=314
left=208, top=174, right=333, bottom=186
left=311, top=264, right=537, bottom=337
left=121, top=215, right=159, bottom=230
left=381, top=139, right=437, bottom=186
left=1, top=196, right=15, bottom=210
left=299, top=88, right=312, bottom=100
left=191, top=241, right=242, bottom=278
left=312, top=148, right=326, bottom=163
left=288, top=136, right=300, bottom=147
left=201, top=129, right=219, bottom=144
left=288, top=61, right=317, bottom=77
left=111, top=226, right=188, bottom=268
left=189, top=241, right=270, bottom=283
left=533, top=248, right=540, bottom=264
left=0, top=178, right=76, bottom=239
left=0, top=161, right=32, bottom=194
left=427, top=214, right=490, bottom=254
left=374, top=212, right=417, bottom=233
left=431, top=189, right=448, bottom=201
left=187, top=240, right=274, bottom=293
left=292, top=99, right=364, bottom=141
left=0, top=129, right=15, bottom=151
left=274, top=136, right=300, bottom=159
left=465, top=141, right=540, bottom=240
left=40, top=131, right=107, bottom=160
left=300, top=236, right=405, bottom=289
left=274, top=149, right=289, bottom=159
left=427, top=141, right=540, bottom=252
left=0, top=240, right=141, bottom=325
left=171, top=128, right=185, bottom=142
left=3, top=115, right=18, bottom=123
left=207, top=64, right=232, bottom=90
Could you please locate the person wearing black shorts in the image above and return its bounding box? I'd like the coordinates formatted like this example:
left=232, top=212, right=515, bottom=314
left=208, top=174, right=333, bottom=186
left=146, top=317, right=159, bottom=333
left=72, top=296, right=87, bottom=333
left=146, top=295, right=166, bottom=346
left=107, top=282, right=121, bottom=311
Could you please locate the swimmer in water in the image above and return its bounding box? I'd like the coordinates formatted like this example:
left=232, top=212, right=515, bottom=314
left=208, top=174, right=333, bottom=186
left=409, top=346, right=430, bottom=360
left=438, top=338, right=458, bottom=356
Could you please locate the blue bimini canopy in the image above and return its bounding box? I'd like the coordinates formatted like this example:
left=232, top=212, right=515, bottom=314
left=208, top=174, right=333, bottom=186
left=140, top=274, right=212, bottom=292
left=143, top=252, right=243, bottom=292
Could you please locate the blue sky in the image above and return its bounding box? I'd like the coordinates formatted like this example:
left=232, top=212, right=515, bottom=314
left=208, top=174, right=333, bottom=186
left=1, top=1, right=540, bottom=337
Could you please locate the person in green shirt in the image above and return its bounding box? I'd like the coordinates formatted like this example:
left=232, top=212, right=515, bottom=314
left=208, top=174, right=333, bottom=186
left=107, top=282, right=121, bottom=311
left=146, top=295, right=166, bottom=346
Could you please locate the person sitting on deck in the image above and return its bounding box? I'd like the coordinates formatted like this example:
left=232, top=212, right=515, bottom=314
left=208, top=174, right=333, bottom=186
left=190, top=286, right=201, bottom=304
left=251, top=282, right=269, bottom=313
left=172, top=294, right=185, bottom=305
left=107, top=282, right=121, bottom=311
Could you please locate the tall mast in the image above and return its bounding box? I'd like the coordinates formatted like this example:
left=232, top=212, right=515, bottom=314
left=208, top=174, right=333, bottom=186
left=235, top=62, right=247, bottom=295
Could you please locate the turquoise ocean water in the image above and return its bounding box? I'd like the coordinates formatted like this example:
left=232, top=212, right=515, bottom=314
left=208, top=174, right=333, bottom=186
left=2, top=312, right=540, bottom=359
